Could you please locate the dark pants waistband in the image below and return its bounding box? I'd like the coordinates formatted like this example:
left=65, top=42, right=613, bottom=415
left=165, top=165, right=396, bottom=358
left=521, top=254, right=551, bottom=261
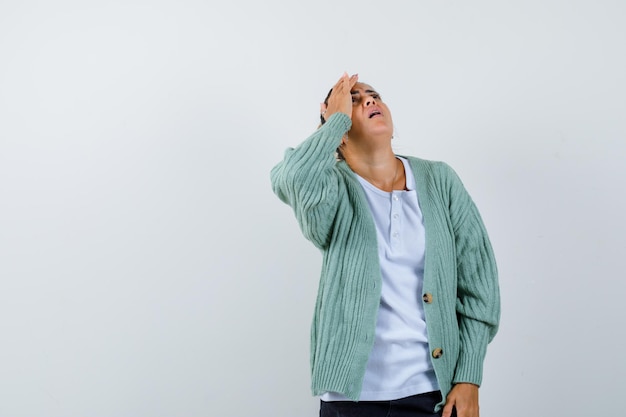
left=320, top=391, right=456, bottom=417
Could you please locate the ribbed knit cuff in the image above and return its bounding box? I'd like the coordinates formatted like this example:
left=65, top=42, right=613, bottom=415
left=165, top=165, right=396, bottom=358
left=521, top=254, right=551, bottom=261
left=452, top=353, right=485, bottom=386
left=324, top=112, right=352, bottom=137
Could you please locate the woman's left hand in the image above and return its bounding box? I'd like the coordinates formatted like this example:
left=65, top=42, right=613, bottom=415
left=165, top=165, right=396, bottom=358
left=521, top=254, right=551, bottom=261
left=442, top=383, right=479, bottom=417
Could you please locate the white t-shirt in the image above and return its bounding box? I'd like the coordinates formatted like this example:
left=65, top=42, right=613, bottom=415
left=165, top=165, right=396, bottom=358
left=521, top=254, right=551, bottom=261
left=322, top=157, right=439, bottom=401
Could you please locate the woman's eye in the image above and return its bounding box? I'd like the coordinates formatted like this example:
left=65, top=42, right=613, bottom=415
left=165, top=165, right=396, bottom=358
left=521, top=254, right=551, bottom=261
left=373, top=94, right=380, bottom=100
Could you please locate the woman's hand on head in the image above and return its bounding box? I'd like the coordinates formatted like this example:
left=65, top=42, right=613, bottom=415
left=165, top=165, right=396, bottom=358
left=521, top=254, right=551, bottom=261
left=321, top=72, right=358, bottom=122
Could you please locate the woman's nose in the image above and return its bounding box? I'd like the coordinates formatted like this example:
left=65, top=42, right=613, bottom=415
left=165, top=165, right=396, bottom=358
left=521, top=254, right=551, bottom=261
left=364, top=97, right=376, bottom=106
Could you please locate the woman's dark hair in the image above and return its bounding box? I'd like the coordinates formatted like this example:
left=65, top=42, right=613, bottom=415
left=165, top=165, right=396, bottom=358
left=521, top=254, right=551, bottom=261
left=319, top=87, right=346, bottom=160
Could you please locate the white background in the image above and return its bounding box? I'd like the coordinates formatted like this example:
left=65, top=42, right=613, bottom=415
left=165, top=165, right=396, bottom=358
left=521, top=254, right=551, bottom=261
left=1, top=1, right=625, bottom=416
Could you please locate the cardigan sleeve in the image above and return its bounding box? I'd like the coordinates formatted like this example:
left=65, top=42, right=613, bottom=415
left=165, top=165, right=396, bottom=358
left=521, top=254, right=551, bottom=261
left=440, top=163, right=501, bottom=386
left=270, top=113, right=352, bottom=250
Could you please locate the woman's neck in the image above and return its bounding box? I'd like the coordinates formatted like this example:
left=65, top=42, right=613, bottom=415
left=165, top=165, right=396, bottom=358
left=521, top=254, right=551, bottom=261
left=344, top=147, right=405, bottom=192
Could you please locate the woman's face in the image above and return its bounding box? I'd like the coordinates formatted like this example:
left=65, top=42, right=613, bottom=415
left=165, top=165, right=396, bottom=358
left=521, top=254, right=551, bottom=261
left=348, top=83, right=393, bottom=140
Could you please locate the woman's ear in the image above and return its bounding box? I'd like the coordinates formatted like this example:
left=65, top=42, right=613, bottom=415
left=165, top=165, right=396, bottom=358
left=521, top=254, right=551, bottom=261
left=320, top=103, right=327, bottom=125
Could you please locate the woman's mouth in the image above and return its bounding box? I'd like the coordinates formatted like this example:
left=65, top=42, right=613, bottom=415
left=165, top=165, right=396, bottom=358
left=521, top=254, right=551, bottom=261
left=369, top=109, right=382, bottom=118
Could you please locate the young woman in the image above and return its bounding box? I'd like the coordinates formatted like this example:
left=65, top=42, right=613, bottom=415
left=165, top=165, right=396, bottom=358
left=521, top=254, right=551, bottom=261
left=271, top=73, right=500, bottom=417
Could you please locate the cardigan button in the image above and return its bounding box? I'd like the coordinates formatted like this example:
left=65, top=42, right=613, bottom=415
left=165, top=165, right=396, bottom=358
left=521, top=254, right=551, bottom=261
left=432, top=348, right=443, bottom=359
left=423, top=293, right=433, bottom=304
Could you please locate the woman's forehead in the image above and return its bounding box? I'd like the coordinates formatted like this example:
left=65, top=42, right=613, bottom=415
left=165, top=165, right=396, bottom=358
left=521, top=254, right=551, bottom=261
left=351, top=83, right=377, bottom=94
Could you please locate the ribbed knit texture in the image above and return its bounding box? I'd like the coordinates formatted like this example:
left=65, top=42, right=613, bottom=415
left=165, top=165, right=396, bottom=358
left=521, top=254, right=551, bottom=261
left=270, top=113, right=500, bottom=410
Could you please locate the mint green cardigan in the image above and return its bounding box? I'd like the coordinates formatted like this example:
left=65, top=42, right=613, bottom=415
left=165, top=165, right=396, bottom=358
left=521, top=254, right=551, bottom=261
left=270, top=113, right=500, bottom=408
